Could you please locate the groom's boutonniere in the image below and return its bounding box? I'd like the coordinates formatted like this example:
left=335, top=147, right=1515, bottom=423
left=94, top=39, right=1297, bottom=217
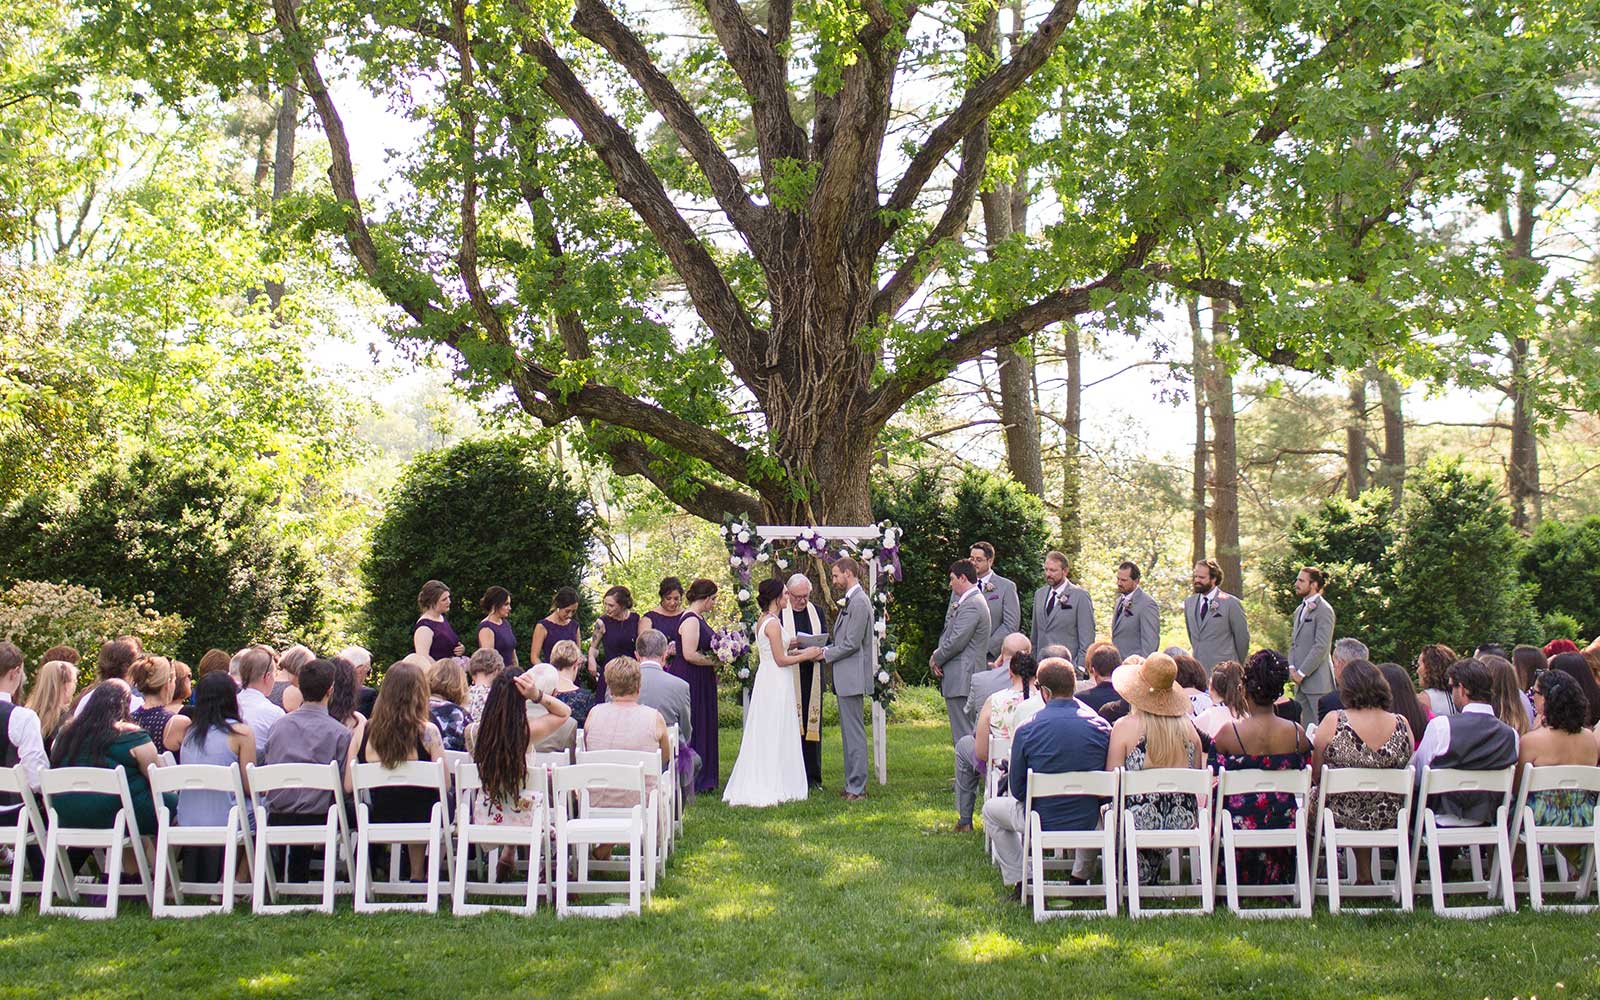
left=836, top=597, right=847, bottom=610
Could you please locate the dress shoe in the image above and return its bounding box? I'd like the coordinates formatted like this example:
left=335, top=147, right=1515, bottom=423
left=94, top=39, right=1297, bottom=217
left=954, top=822, right=973, bottom=833
left=842, top=792, right=866, bottom=801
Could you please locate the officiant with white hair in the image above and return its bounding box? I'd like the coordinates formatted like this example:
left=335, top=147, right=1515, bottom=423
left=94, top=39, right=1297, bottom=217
left=784, top=573, right=830, bottom=787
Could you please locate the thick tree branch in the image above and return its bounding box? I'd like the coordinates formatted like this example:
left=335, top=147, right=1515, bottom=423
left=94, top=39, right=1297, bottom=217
left=451, top=0, right=510, bottom=345
left=699, top=0, right=807, bottom=178
left=605, top=437, right=762, bottom=522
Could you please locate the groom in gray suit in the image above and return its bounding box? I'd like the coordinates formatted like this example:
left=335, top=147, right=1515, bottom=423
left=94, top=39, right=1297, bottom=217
left=797, top=557, right=873, bottom=800
left=1183, top=558, right=1250, bottom=674
left=931, top=559, right=991, bottom=756
left=1287, top=566, right=1337, bottom=723
left=1030, top=550, right=1094, bottom=668
left=969, top=542, right=1020, bottom=662
left=1110, top=561, right=1162, bottom=659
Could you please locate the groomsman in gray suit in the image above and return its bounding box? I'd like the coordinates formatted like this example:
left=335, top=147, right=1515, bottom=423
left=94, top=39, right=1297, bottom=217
left=1183, top=558, right=1250, bottom=674
left=1287, top=566, right=1337, bottom=723
left=797, top=557, right=874, bottom=799
left=1030, top=551, right=1094, bottom=668
left=969, top=542, right=1020, bottom=662
left=1110, top=561, right=1162, bottom=659
left=930, top=559, right=991, bottom=754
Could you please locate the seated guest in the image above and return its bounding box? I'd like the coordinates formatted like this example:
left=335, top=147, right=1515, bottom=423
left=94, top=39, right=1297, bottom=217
left=1210, top=650, right=1309, bottom=885
left=1476, top=642, right=1510, bottom=662
left=953, top=652, right=1037, bottom=832
left=1513, top=645, right=1548, bottom=697
left=195, top=648, right=232, bottom=680
left=272, top=645, right=315, bottom=712
left=346, top=660, right=447, bottom=880
left=583, top=657, right=671, bottom=809
left=427, top=657, right=470, bottom=752
left=1075, top=645, right=1123, bottom=714
left=166, top=660, right=192, bottom=715
left=1311, top=659, right=1414, bottom=884
left=263, top=659, right=353, bottom=881
left=40, top=645, right=80, bottom=668
left=175, top=673, right=256, bottom=880
left=1484, top=655, right=1532, bottom=736
left=1411, top=658, right=1519, bottom=824
left=1543, top=638, right=1579, bottom=658
left=339, top=645, right=378, bottom=717
left=1415, top=644, right=1459, bottom=719
left=1521, top=670, right=1599, bottom=834
left=328, top=656, right=365, bottom=732
left=1107, top=653, right=1207, bottom=884
left=550, top=640, right=595, bottom=727
left=1315, top=638, right=1371, bottom=721
left=1173, top=654, right=1213, bottom=716
left=1379, top=663, right=1432, bottom=749
left=468, top=672, right=555, bottom=878
left=633, top=630, right=699, bottom=800
left=1194, top=660, right=1246, bottom=738
left=50, top=682, right=168, bottom=844
left=465, top=671, right=574, bottom=756
left=0, top=643, right=47, bottom=806
left=93, top=637, right=143, bottom=710
left=520, top=663, right=577, bottom=750
left=233, top=647, right=284, bottom=755
left=981, top=660, right=1112, bottom=894
left=24, top=658, right=77, bottom=757
left=1549, top=653, right=1600, bottom=728
left=966, top=633, right=1029, bottom=730
left=128, top=655, right=177, bottom=749
left=464, top=648, right=504, bottom=723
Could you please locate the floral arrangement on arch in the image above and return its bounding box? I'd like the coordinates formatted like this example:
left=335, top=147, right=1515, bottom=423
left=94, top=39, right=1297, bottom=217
left=720, top=514, right=903, bottom=708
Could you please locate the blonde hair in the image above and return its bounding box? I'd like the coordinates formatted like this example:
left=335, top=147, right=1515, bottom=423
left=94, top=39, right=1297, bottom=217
left=604, top=656, right=642, bottom=697
left=128, top=655, right=174, bottom=698
left=549, top=639, right=581, bottom=672
left=1138, top=710, right=1200, bottom=768
left=429, top=657, right=468, bottom=705
left=26, top=660, right=77, bottom=741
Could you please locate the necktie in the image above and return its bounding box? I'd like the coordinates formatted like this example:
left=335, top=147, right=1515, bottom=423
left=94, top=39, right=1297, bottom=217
left=1201, top=597, right=1211, bottom=621
left=1046, top=591, right=1058, bottom=616
left=1115, top=596, right=1126, bottom=620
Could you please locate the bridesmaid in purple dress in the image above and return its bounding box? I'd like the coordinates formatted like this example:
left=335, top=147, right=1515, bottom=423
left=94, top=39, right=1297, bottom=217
left=674, top=578, right=722, bottom=794
left=588, top=585, right=640, bottom=702
left=476, top=586, right=520, bottom=673
left=529, top=587, right=581, bottom=665
left=413, top=580, right=464, bottom=661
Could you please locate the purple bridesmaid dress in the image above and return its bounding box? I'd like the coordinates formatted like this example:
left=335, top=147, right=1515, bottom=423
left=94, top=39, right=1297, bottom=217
left=534, top=616, right=580, bottom=664
left=593, top=611, right=640, bottom=702
left=665, top=609, right=719, bottom=794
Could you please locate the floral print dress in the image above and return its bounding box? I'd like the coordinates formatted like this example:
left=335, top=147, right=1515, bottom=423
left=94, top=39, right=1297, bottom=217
left=1311, top=711, right=1412, bottom=832
left=1123, top=736, right=1202, bottom=884
left=1211, top=724, right=1310, bottom=885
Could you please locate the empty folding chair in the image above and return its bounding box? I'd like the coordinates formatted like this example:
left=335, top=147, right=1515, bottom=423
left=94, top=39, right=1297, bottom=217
left=1410, top=765, right=1516, bottom=916
left=149, top=763, right=253, bottom=916
left=1119, top=767, right=1213, bottom=917
left=39, top=766, right=155, bottom=919
left=247, top=761, right=354, bottom=914
left=1212, top=766, right=1313, bottom=917
left=0, top=767, right=68, bottom=913
left=575, top=749, right=663, bottom=889
left=351, top=759, right=450, bottom=913
left=1310, top=766, right=1414, bottom=914
left=451, top=761, right=546, bottom=915
left=1022, top=768, right=1119, bottom=919
left=1510, top=763, right=1600, bottom=911
left=552, top=762, right=647, bottom=917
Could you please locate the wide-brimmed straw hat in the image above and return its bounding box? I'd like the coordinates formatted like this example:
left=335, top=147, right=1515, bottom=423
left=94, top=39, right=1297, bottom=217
left=1111, top=652, right=1190, bottom=717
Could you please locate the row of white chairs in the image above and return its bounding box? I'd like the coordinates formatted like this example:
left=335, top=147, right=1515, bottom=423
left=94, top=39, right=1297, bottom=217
left=0, top=728, right=682, bottom=920
left=1002, top=762, right=1600, bottom=921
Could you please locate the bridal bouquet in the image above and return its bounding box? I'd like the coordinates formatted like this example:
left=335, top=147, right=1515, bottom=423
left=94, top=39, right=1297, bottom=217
left=711, top=626, right=754, bottom=682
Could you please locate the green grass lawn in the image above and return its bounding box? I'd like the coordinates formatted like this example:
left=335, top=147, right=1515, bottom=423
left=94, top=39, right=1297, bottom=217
left=3, top=715, right=1597, bottom=1000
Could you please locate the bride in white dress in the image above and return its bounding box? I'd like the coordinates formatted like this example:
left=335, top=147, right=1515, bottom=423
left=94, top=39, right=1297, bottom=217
left=723, top=578, right=822, bottom=807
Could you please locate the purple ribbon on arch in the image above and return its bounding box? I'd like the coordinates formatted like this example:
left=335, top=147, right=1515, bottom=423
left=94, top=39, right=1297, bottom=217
left=731, top=537, right=758, bottom=584
left=880, top=542, right=903, bottom=582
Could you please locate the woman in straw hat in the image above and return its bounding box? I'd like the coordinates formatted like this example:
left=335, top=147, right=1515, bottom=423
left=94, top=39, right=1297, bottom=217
left=1105, top=652, right=1206, bottom=884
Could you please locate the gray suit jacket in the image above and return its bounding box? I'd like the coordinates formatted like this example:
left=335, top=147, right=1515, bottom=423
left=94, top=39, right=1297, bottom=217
left=964, top=665, right=1010, bottom=726
left=799, top=586, right=874, bottom=698
left=933, top=590, right=991, bottom=699
left=637, top=659, right=693, bottom=747
left=979, top=574, right=1021, bottom=659
left=1288, top=596, right=1337, bottom=696
left=1183, top=591, right=1250, bottom=671
left=1110, top=587, right=1161, bottom=659
left=1030, top=584, right=1094, bottom=667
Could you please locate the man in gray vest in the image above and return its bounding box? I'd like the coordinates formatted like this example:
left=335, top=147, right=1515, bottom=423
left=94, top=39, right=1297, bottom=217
left=636, top=628, right=700, bottom=801
left=1287, top=566, right=1337, bottom=723
left=1109, top=561, right=1161, bottom=659
left=1029, top=550, right=1094, bottom=668
left=969, top=542, right=1020, bottom=662
left=1183, top=558, right=1249, bottom=674
left=1411, top=657, right=1519, bottom=824
left=931, top=558, right=991, bottom=754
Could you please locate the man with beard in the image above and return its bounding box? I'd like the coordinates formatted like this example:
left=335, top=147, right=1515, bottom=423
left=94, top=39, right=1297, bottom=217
left=1183, top=559, right=1249, bottom=674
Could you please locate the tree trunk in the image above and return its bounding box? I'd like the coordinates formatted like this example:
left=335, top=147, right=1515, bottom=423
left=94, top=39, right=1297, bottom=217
left=1188, top=297, right=1208, bottom=566
left=1206, top=299, right=1242, bottom=592
left=1374, top=368, right=1405, bottom=509
left=265, top=79, right=299, bottom=309
left=1508, top=333, right=1541, bottom=530
left=1346, top=373, right=1369, bottom=499
left=1059, top=320, right=1083, bottom=565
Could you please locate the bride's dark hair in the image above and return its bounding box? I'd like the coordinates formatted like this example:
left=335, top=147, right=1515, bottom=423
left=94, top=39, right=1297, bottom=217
left=758, top=578, right=785, bottom=611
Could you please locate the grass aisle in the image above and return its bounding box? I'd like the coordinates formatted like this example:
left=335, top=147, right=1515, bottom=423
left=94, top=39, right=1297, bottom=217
left=3, top=718, right=1597, bottom=999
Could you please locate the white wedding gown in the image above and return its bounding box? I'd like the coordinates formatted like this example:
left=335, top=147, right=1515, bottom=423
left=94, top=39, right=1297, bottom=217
left=723, top=614, right=810, bottom=807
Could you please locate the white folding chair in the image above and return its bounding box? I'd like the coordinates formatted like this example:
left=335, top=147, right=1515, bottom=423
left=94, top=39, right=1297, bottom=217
left=39, top=766, right=155, bottom=918
left=247, top=761, right=354, bottom=914
left=1119, top=767, right=1213, bottom=917
left=0, top=767, right=69, bottom=913
left=1310, top=766, right=1414, bottom=913
left=1213, top=766, right=1312, bottom=917
left=552, top=762, right=647, bottom=917
left=666, top=724, right=684, bottom=847
left=1022, top=768, right=1119, bottom=919
left=576, top=749, right=664, bottom=888
left=157, top=751, right=177, bottom=768
left=451, top=761, right=546, bottom=915
left=1510, top=763, right=1600, bottom=911
left=575, top=728, right=586, bottom=751
left=149, top=763, right=253, bottom=916
left=983, top=737, right=1012, bottom=864
left=351, top=759, right=448, bottom=912
left=1410, top=765, right=1516, bottom=916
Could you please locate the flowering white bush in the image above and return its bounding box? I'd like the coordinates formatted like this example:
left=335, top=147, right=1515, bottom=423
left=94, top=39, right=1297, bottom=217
left=0, top=581, right=188, bottom=689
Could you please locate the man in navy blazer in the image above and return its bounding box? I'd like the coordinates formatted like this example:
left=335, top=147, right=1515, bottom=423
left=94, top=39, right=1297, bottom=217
left=980, top=660, right=1112, bottom=892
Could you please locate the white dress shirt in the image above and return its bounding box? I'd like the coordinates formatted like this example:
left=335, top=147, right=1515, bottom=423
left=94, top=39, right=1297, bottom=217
left=1411, top=702, right=1514, bottom=772
left=0, top=691, right=48, bottom=792
left=237, top=687, right=285, bottom=754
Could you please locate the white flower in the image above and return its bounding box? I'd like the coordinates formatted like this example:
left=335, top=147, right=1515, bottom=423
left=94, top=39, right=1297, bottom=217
left=737, top=589, right=750, bottom=602
left=877, top=670, right=890, bottom=684
left=756, top=551, right=769, bottom=563
left=874, top=620, right=886, bottom=636
left=729, top=555, right=742, bottom=568
left=737, top=668, right=750, bottom=680
left=776, top=558, right=789, bottom=570
left=860, top=547, right=874, bottom=560
left=737, top=530, right=750, bottom=543
left=884, top=650, right=897, bottom=663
